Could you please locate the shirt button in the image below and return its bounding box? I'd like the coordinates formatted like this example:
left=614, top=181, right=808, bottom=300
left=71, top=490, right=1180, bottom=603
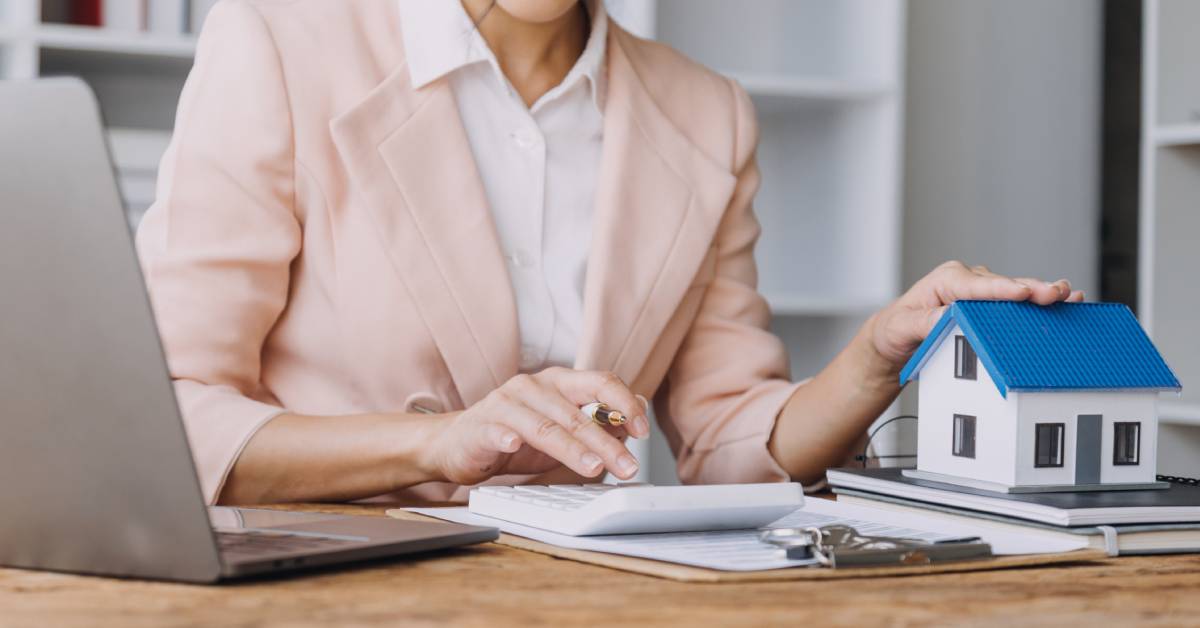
left=512, top=128, right=540, bottom=150
left=508, top=249, right=536, bottom=269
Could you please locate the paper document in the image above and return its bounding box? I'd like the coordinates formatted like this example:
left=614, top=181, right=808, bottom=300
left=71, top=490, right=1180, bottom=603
left=406, top=498, right=1088, bottom=572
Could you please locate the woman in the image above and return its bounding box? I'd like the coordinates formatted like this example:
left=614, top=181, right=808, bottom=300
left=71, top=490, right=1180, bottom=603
left=137, top=0, right=1081, bottom=505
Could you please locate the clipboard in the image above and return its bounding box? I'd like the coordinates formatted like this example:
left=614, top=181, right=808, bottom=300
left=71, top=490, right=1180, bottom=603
left=386, top=509, right=1107, bottom=583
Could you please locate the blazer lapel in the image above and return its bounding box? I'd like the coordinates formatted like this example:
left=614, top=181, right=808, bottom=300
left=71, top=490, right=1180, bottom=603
left=330, top=66, right=519, bottom=406
left=575, top=27, right=738, bottom=383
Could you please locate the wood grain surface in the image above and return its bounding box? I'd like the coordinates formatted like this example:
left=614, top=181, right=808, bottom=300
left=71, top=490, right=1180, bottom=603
left=3, top=502, right=1200, bottom=627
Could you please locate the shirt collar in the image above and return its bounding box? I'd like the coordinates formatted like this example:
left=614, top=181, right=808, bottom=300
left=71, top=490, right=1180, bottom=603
left=398, top=0, right=607, bottom=112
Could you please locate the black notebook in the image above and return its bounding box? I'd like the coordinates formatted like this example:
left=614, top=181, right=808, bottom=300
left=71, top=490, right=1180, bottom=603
left=826, top=467, right=1200, bottom=527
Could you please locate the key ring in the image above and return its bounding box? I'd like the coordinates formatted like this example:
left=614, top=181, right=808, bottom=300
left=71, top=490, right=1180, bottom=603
left=760, top=525, right=937, bottom=566
left=758, top=526, right=830, bottom=564
left=761, top=524, right=991, bottom=568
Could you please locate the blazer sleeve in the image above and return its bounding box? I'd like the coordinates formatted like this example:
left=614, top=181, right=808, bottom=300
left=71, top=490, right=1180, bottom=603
left=135, top=1, right=301, bottom=504
left=656, top=78, right=802, bottom=485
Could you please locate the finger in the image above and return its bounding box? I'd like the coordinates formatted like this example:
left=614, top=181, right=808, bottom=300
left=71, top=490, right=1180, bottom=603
left=481, top=423, right=522, bottom=454
left=1067, top=290, right=1085, bottom=302
left=1050, top=279, right=1072, bottom=302
left=1013, top=277, right=1066, bottom=305
left=544, top=369, right=646, bottom=433
left=490, top=395, right=607, bottom=478
left=512, top=371, right=643, bottom=441
left=966, top=266, right=1070, bottom=303
left=518, top=383, right=640, bottom=479
left=450, top=422, right=522, bottom=481
left=887, top=304, right=949, bottom=357
left=935, top=265, right=1033, bottom=304
left=631, top=395, right=652, bottom=438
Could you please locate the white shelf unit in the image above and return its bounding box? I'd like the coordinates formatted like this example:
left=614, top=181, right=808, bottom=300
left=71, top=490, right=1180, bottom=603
left=617, top=0, right=907, bottom=375
left=610, top=0, right=908, bottom=481
left=1153, top=124, right=1200, bottom=148
left=35, top=22, right=196, bottom=58
left=1160, top=401, right=1200, bottom=427
left=1140, top=0, right=1200, bottom=430
left=0, top=0, right=200, bottom=224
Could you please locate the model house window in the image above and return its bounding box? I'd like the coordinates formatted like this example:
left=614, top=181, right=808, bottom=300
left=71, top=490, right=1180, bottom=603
left=952, top=414, right=976, bottom=458
left=1034, top=423, right=1065, bottom=467
left=954, top=335, right=977, bottom=380
left=1114, top=422, right=1141, bottom=465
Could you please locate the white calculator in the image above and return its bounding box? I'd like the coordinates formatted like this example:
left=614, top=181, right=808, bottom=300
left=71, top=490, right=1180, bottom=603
left=467, top=483, right=805, bottom=536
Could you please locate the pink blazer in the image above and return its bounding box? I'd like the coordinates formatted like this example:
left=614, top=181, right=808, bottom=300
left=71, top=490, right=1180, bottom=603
left=137, top=0, right=801, bottom=504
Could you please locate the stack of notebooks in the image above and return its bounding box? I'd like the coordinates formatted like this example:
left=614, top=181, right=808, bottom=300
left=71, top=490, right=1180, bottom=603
left=827, top=468, right=1200, bottom=555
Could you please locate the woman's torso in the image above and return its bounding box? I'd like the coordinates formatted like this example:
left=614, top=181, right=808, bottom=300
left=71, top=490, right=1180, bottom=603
left=138, top=0, right=762, bottom=502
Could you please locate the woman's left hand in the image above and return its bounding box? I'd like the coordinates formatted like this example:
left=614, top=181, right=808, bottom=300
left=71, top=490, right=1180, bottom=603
left=869, top=261, right=1086, bottom=369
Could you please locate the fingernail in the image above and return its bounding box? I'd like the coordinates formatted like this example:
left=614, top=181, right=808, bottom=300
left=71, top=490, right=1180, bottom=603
left=618, top=454, right=639, bottom=477
left=581, top=453, right=603, bottom=474
left=632, top=414, right=651, bottom=439
left=635, top=394, right=650, bottom=412
left=501, top=434, right=519, bottom=450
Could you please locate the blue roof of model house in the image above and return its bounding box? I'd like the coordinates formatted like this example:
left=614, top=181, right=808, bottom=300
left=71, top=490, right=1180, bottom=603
left=899, top=300, right=1181, bottom=397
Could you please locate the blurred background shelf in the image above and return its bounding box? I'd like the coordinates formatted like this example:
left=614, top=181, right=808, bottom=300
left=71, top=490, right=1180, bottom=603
left=1153, top=124, right=1200, bottom=147
left=0, top=0, right=202, bottom=215
left=1160, top=401, right=1200, bottom=426
left=735, top=75, right=895, bottom=100
left=733, top=74, right=895, bottom=114
left=34, top=23, right=196, bottom=58
left=764, top=294, right=890, bottom=317
left=1140, top=0, right=1200, bottom=477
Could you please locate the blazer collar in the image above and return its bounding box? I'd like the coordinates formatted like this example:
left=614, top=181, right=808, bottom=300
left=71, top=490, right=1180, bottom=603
left=330, top=61, right=520, bottom=407
left=573, top=27, right=737, bottom=387
left=329, top=19, right=736, bottom=405
left=398, top=0, right=609, bottom=114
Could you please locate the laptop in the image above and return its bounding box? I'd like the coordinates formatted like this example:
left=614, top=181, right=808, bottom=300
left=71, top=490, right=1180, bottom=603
left=0, top=78, right=498, bottom=583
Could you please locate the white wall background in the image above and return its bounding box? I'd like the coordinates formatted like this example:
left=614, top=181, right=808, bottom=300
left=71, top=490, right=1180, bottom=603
left=896, top=0, right=1104, bottom=443
left=902, top=0, right=1102, bottom=294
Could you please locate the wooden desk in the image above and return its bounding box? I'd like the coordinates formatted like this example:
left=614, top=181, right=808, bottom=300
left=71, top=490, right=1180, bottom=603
left=3, top=502, right=1200, bottom=627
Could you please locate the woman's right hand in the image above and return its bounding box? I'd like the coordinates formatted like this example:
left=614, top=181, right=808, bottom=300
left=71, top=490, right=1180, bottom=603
left=422, top=368, right=651, bottom=486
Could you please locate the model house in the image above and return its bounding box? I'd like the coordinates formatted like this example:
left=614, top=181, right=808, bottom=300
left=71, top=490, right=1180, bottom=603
left=899, top=301, right=1182, bottom=493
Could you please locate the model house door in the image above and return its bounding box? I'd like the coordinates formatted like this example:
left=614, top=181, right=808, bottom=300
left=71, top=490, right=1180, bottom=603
left=1076, top=414, right=1103, bottom=484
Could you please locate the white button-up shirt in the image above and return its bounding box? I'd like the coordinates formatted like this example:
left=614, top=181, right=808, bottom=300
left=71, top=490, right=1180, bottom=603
left=398, top=0, right=606, bottom=372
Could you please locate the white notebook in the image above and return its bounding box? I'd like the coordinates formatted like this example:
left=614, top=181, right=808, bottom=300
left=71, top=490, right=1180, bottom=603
left=827, top=468, right=1200, bottom=527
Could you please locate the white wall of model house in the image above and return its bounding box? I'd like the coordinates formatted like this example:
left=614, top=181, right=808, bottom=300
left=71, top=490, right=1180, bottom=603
left=1014, top=392, right=1158, bottom=486
left=917, top=323, right=1159, bottom=488
left=916, top=324, right=1018, bottom=485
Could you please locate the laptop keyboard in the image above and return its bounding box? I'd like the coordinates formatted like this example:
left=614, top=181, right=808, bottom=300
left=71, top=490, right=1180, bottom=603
left=216, top=530, right=358, bottom=557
